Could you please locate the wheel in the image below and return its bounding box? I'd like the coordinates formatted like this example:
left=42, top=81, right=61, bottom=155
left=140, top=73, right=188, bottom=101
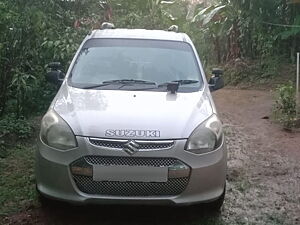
left=207, top=184, right=226, bottom=211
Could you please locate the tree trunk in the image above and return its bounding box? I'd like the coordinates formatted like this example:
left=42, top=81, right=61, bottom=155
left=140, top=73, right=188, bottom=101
left=215, top=36, right=221, bottom=64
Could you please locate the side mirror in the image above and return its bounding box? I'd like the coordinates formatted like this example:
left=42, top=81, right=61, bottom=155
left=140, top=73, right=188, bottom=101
left=209, top=68, right=224, bottom=92
left=45, top=62, right=65, bottom=85
left=48, top=62, right=62, bottom=70
left=212, top=68, right=223, bottom=77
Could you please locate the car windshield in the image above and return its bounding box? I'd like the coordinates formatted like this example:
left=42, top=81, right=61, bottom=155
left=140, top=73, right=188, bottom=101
left=69, top=39, right=203, bottom=92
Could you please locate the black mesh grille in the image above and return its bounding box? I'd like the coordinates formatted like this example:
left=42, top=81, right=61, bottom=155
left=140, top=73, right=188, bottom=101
left=85, top=156, right=177, bottom=167
left=73, top=175, right=189, bottom=196
left=90, top=139, right=124, bottom=148
left=71, top=156, right=190, bottom=197
left=89, top=139, right=174, bottom=150
left=138, top=142, right=174, bottom=149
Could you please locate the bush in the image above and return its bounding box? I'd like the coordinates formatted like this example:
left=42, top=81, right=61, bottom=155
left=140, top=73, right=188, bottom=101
left=0, top=115, right=33, bottom=139
left=0, top=0, right=103, bottom=118
left=273, top=82, right=299, bottom=129
left=0, top=115, right=34, bottom=158
left=223, top=59, right=261, bottom=85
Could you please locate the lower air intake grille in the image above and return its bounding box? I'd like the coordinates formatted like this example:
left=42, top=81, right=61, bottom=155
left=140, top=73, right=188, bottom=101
left=85, top=156, right=177, bottom=167
left=71, top=156, right=190, bottom=197
left=73, top=175, right=189, bottom=197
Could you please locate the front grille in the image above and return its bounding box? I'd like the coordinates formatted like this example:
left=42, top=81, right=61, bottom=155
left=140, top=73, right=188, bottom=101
left=85, top=156, right=177, bottom=167
left=89, top=138, right=174, bottom=150
left=90, top=139, right=124, bottom=148
left=71, top=156, right=190, bottom=197
left=73, top=175, right=189, bottom=196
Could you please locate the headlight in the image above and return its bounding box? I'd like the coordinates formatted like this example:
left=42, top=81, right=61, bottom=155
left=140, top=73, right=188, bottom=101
left=186, top=114, right=223, bottom=154
left=40, top=110, right=77, bottom=150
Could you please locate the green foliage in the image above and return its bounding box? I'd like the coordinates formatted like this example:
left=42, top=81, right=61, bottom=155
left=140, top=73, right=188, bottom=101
left=0, top=116, right=32, bottom=139
left=110, top=0, right=185, bottom=29
left=0, top=114, right=33, bottom=158
left=223, top=56, right=287, bottom=85
left=223, top=60, right=261, bottom=85
left=273, top=82, right=298, bottom=129
left=191, top=0, right=300, bottom=65
left=279, top=15, right=300, bottom=40
left=0, top=0, right=105, bottom=118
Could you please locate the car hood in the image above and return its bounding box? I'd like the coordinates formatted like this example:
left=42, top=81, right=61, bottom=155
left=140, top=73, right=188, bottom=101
left=52, top=84, right=213, bottom=139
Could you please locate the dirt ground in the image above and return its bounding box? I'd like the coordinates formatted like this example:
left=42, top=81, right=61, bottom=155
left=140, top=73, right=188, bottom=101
left=1, top=88, right=300, bottom=225
left=214, top=89, right=300, bottom=225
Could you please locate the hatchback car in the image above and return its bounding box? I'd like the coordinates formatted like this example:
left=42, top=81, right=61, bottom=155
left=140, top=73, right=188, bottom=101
left=36, top=23, right=226, bottom=209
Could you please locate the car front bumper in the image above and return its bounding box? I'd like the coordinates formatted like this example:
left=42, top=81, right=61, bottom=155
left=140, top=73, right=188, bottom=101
left=35, top=136, right=227, bottom=206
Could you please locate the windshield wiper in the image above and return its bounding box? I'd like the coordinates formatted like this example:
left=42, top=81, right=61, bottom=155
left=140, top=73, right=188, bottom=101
left=81, top=83, right=118, bottom=89
left=158, top=79, right=199, bottom=87
left=133, top=79, right=200, bottom=91
left=81, top=79, right=197, bottom=90
left=103, top=79, right=156, bottom=85
left=81, top=79, right=156, bottom=89
left=104, top=79, right=157, bottom=90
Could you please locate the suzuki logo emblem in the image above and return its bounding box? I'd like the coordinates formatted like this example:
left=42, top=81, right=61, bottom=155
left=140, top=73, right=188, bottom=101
left=123, top=140, right=140, bottom=155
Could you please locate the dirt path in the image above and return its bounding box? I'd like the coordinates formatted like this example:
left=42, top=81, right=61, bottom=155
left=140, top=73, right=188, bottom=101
left=214, top=89, right=300, bottom=225
left=1, top=88, right=300, bottom=225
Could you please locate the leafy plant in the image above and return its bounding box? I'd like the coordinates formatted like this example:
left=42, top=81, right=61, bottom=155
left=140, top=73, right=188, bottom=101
left=0, top=114, right=33, bottom=158
left=0, top=115, right=33, bottom=139
left=273, top=82, right=298, bottom=129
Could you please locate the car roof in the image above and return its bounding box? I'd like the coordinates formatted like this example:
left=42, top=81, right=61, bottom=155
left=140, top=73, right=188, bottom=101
left=90, top=29, right=191, bottom=43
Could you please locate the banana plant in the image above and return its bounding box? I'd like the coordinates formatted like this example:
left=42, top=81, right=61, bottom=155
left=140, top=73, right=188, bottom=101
left=192, top=2, right=240, bottom=63
left=108, top=0, right=181, bottom=29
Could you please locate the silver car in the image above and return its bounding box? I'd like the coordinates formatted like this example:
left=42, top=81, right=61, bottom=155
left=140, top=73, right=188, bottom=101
left=36, top=24, right=227, bottom=209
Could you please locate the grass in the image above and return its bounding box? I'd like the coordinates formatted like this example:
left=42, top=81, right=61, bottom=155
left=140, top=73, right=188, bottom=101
left=264, top=213, right=291, bottom=225
left=236, top=179, right=251, bottom=193
left=0, top=143, right=38, bottom=216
